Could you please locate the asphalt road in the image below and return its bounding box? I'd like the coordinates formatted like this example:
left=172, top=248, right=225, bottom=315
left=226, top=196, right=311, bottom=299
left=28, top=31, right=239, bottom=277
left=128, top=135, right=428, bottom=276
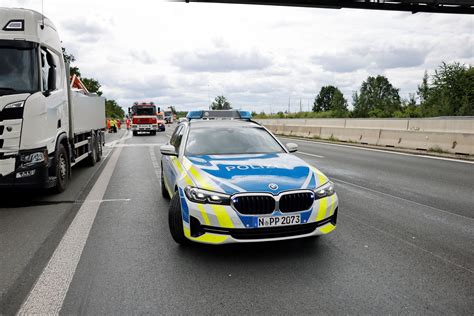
left=1, top=128, right=473, bottom=314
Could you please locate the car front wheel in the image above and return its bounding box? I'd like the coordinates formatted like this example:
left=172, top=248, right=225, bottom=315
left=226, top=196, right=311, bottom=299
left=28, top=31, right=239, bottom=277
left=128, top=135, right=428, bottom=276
left=168, top=193, right=190, bottom=245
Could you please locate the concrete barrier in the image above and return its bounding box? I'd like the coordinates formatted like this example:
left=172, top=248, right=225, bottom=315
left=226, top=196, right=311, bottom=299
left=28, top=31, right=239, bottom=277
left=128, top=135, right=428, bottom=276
left=377, top=130, right=474, bottom=155
left=259, top=117, right=474, bottom=155
left=408, top=119, right=474, bottom=133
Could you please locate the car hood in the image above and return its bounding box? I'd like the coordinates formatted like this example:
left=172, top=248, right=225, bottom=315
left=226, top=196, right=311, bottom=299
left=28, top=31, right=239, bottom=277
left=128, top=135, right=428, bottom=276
left=184, top=153, right=328, bottom=195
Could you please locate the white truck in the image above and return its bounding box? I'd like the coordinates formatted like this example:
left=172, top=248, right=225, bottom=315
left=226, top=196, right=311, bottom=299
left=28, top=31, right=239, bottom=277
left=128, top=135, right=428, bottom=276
left=0, top=8, right=105, bottom=192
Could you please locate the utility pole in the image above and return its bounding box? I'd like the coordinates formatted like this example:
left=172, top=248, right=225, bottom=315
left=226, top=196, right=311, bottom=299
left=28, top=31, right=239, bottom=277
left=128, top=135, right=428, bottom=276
left=288, top=96, right=291, bottom=113
left=299, top=98, right=302, bottom=113
left=208, top=84, right=211, bottom=110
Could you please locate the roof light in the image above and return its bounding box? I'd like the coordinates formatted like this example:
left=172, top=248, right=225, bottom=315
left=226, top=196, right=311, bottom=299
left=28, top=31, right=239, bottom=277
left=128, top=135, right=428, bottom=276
left=239, top=111, right=252, bottom=120
left=186, top=111, right=204, bottom=120
left=3, top=20, right=24, bottom=31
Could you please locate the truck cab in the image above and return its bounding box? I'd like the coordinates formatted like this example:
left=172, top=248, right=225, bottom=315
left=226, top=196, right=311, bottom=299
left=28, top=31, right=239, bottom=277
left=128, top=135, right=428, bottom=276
left=130, top=102, right=159, bottom=136
left=0, top=8, right=105, bottom=192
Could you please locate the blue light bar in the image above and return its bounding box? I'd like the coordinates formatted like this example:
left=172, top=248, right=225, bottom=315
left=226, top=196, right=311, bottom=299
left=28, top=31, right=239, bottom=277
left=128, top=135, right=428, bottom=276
left=187, top=110, right=204, bottom=120
left=239, top=111, right=252, bottom=120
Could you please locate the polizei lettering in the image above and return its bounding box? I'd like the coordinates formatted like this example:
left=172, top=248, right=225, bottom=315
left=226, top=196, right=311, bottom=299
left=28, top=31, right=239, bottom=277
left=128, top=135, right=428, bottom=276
left=225, top=164, right=282, bottom=172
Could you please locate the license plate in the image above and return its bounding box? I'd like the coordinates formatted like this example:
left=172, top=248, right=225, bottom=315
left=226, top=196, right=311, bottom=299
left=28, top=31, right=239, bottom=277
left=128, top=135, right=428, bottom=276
left=258, top=214, right=301, bottom=227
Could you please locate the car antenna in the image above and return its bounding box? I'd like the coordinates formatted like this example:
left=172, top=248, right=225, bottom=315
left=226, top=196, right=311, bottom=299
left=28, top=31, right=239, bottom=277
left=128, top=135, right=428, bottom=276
left=40, top=0, right=45, bottom=30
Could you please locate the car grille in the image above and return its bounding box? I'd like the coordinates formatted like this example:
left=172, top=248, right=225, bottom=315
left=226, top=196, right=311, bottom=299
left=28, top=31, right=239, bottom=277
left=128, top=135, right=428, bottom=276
left=232, top=195, right=275, bottom=215
left=279, top=192, right=314, bottom=213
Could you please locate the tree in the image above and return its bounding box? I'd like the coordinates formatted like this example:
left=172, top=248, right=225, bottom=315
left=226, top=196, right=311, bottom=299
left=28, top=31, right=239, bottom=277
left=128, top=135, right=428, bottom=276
left=417, top=71, right=430, bottom=104
left=81, top=78, right=103, bottom=96
left=420, top=62, right=473, bottom=116
left=352, top=75, right=401, bottom=117
left=61, top=47, right=81, bottom=77
left=211, top=96, right=232, bottom=110
left=105, top=99, right=125, bottom=119
left=313, top=85, right=336, bottom=112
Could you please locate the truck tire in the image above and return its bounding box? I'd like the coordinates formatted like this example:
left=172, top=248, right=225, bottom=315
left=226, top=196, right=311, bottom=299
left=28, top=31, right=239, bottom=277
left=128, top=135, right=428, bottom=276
left=86, top=134, right=98, bottom=166
left=97, top=132, right=103, bottom=162
left=161, top=168, right=170, bottom=200
left=151, top=131, right=156, bottom=136
left=53, top=144, right=70, bottom=193
left=169, top=193, right=190, bottom=245
left=133, top=131, right=138, bottom=136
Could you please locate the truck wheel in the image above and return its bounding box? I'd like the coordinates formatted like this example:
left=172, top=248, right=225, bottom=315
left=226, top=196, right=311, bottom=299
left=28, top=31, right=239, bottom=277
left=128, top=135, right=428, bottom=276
left=133, top=131, right=138, bottom=136
left=86, top=135, right=98, bottom=166
left=161, top=168, right=170, bottom=200
left=97, top=133, right=102, bottom=162
left=151, top=131, right=156, bottom=136
left=53, top=144, right=69, bottom=193
left=169, top=193, right=190, bottom=245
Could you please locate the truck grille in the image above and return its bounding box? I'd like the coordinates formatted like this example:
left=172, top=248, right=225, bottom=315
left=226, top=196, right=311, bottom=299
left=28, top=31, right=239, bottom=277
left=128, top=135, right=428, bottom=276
left=279, top=192, right=314, bottom=213
left=232, top=195, right=275, bottom=215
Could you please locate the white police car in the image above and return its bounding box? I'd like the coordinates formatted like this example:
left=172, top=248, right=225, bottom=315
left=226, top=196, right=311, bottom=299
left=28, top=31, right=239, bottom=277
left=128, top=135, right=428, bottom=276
left=160, top=110, right=338, bottom=245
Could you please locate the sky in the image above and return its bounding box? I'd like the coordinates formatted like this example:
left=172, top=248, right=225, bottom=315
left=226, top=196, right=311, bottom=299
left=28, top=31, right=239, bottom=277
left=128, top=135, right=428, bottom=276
left=2, top=0, right=473, bottom=113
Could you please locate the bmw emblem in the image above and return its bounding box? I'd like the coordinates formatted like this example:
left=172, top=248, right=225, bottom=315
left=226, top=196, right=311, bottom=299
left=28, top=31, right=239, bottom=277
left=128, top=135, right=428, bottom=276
left=268, top=183, right=279, bottom=190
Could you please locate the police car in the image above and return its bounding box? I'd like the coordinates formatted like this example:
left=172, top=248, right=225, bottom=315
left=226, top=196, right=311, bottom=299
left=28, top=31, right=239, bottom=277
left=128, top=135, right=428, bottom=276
left=160, top=110, right=338, bottom=245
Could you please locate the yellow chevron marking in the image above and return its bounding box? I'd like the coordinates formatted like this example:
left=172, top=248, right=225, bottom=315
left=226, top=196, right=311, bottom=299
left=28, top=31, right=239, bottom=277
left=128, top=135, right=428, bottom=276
left=320, top=223, right=336, bottom=234
left=183, top=227, right=228, bottom=244
left=211, top=205, right=235, bottom=228
left=316, top=197, right=328, bottom=221
left=172, top=157, right=193, bottom=185
left=310, top=166, right=328, bottom=187
left=197, top=204, right=211, bottom=226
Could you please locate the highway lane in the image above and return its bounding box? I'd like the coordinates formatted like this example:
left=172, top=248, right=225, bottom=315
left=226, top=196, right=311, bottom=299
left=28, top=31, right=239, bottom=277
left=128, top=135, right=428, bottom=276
left=1, top=130, right=473, bottom=314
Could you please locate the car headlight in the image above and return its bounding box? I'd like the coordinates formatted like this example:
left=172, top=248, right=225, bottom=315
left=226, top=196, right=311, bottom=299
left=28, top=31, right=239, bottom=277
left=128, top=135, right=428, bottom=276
left=184, top=187, right=231, bottom=205
left=314, top=181, right=335, bottom=200
left=20, top=150, right=48, bottom=167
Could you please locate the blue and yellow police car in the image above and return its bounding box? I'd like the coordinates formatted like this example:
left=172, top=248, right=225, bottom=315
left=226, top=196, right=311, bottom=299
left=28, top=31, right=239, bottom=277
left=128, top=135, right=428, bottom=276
left=160, top=110, right=338, bottom=245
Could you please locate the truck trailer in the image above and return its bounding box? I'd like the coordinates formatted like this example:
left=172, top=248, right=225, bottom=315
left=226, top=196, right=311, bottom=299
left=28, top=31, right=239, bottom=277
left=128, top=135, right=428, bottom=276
left=0, top=8, right=106, bottom=192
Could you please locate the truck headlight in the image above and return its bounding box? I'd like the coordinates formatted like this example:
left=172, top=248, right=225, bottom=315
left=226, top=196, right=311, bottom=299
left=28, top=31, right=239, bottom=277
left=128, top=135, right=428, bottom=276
left=20, top=150, right=48, bottom=167
left=314, top=181, right=335, bottom=200
left=4, top=101, right=24, bottom=109
left=184, top=187, right=231, bottom=205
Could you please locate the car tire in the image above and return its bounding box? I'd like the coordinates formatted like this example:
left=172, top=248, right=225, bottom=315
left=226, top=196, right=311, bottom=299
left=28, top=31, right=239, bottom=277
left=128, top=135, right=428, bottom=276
left=151, top=131, right=156, bottom=136
left=161, top=168, right=170, bottom=200
left=53, top=144, right=69, bottom=193
left=169, top=193, right=190, bottom=245
left=133, top=131, right=138, bottom=136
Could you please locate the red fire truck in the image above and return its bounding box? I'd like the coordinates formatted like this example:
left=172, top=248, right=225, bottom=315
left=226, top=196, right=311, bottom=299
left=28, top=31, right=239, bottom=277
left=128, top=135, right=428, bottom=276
left=129, top=102, right=164, bottom=136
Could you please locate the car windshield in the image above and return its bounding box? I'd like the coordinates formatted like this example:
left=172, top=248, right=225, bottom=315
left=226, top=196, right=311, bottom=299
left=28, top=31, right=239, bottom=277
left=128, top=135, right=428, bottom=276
left=0, top=40, right=39, bottom=95
left=185, top=126, right=284, bottom=156
left=133, top=107, right=156, bottom=116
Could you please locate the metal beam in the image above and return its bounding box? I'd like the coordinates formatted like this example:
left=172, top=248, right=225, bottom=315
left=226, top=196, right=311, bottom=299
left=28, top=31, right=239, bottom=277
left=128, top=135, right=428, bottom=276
left=182, top=0, right=474, bottom=14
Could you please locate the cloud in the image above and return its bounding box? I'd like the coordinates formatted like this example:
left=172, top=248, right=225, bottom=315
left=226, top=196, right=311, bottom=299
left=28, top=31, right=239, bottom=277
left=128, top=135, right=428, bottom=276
left=172, top=48, right=272, bottom=73
left=312, top=45, right=429, bottom=73
left=61, top=18, right=111, bottom=43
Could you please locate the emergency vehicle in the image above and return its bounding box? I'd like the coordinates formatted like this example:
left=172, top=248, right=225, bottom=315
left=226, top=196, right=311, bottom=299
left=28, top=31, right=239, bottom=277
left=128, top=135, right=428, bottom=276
left=129, top=102, right=163, bottom=135
left=0, top=8, right=105, bottom=192
left=156, top=110, right=166, bottom=132
left=160, top=110, right=338, bottom=245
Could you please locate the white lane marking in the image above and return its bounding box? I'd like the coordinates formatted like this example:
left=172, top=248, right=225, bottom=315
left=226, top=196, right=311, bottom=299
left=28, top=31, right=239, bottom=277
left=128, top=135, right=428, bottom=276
left=340, top=212, right=474, bottom=275
left=18, top=146, right=123, bottom=314
left=104, top=131, right=132, bottom=147
left=279, top=137, right=474, bottom=164
left=149, top=146, right=162, bottom=182
left=79, top=198, right=131, bottom=203
left=297, top=151, right=325, bottom=158
left=333, top=177, right=474, bottom=222
left=113, top=143, right=165, bottom=148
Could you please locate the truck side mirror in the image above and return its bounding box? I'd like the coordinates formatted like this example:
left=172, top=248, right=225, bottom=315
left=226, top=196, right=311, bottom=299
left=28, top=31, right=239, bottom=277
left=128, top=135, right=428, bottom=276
left=47, top=67, right=56, bottom=91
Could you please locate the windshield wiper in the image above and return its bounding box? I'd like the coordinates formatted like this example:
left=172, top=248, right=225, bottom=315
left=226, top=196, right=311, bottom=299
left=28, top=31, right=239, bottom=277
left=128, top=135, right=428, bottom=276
left=0, top=87, right=16, bottom=91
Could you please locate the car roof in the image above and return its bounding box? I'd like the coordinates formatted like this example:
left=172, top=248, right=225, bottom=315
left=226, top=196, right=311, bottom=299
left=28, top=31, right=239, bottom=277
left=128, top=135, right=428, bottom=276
left=188, top=120, right=262, bottom=129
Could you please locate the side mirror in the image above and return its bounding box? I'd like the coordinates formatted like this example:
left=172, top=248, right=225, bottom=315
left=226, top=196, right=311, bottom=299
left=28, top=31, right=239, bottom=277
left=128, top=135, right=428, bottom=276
left=286, top=143, right=298, bottom=153
left=47, top=67, right=56, bottom=91
left=160, top=144, right=178, bottom=156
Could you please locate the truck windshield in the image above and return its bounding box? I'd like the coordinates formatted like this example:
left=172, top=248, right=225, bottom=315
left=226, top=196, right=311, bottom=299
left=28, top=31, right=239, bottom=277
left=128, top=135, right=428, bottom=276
left=133, top=107, right=156, bottom=116
left=0, top=40, right=39, bottom=96
left=164, top=111, right=172, bottom=117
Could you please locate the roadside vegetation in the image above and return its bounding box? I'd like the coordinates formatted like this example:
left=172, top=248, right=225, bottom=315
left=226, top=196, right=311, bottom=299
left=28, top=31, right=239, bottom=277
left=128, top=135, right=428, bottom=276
left=254, top=62, right=473, bottom=119
left=62, top=48, right=125, bottom=119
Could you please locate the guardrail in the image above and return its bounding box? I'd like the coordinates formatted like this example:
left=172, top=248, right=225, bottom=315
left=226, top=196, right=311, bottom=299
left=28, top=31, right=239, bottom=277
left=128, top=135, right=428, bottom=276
left=257, top=118, right=474, bottom=155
